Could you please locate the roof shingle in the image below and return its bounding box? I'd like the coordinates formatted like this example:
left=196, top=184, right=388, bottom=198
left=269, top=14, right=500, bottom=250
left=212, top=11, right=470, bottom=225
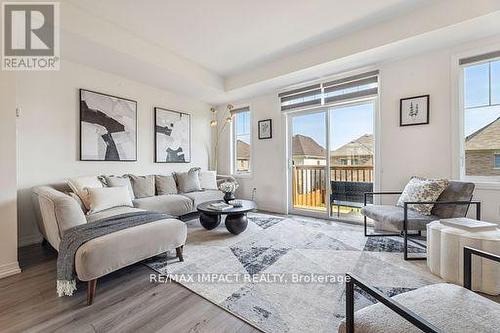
left=292, top=134, right=326, bottom=158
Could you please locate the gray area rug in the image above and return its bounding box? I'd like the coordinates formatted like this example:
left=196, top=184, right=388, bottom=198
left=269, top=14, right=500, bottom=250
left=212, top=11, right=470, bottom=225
left=144, top=213, right=442, bottom=333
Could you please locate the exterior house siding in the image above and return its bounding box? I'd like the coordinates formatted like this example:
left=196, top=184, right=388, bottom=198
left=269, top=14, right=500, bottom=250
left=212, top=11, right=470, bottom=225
left=465, top=150, right=500, bottom=176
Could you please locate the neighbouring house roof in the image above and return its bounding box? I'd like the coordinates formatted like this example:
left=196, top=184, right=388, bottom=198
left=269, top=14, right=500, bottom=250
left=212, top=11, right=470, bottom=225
left=292, top=134, right=326, bottom=158
left=331, top=134, right=373, bottom=157
left=237, top=140, right=250, bottom=159
left=466, top=117, right=500, bottom=151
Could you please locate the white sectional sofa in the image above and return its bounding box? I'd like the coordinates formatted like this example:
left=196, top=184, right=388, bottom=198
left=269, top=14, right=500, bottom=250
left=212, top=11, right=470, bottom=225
left=31, top=172, right=233, bottom=305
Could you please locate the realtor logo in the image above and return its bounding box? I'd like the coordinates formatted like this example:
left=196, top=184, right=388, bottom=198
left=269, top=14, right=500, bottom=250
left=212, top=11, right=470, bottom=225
left=2, top=2, right=59, bottom=70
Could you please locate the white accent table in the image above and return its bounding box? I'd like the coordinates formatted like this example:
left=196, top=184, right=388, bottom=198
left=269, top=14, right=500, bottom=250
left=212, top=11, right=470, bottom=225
left=427, top=220, right=500, bottom=295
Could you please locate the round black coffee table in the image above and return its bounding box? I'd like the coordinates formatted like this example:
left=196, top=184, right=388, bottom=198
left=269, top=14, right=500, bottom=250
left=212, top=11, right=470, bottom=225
left=197, top=200, right=256, bottom=235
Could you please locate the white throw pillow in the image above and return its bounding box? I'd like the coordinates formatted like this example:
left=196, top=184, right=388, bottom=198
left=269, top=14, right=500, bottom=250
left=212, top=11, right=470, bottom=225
left=87, top=187, right=133, bottom=215
left=67, top=176, right=103, bottom=210
left=68, top=192, right=87, bottom=213
left=396, top=177, right=449, bottom=215
left=199, top=171, right=218, bottom=190
left=100, top=175, right=135, bottom=199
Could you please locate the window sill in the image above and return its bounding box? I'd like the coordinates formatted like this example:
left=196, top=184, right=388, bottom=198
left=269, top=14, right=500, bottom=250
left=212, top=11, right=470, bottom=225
left=473, top=182, right=500, bottom=191
left=233, top=173, right=253, bottom=179
left=460, top=179, right=500, bottom=191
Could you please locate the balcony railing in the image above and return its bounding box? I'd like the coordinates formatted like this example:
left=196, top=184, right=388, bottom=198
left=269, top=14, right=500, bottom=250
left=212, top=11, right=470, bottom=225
left=331, top=165, right=373, bottom=182
left=292, top=165, right=373, bottom=210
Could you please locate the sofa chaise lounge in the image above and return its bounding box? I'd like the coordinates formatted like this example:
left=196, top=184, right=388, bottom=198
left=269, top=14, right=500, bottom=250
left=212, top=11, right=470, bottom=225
left=32, top=172, right=233, bottom=305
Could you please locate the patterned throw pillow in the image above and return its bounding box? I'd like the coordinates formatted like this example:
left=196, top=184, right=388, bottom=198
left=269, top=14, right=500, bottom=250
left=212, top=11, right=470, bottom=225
left=396, top=177, right=449, bottom=215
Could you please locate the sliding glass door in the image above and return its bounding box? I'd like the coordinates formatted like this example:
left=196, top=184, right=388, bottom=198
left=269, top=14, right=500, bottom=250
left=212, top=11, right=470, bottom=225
left=329, top=101, right=374, bottom=221
left=288, top=100, right=375, bottom=221
left=289, top=110, right=328, bottom=214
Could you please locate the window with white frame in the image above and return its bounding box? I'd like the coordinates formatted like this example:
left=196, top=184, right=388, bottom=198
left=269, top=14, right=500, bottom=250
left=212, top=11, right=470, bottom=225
left=461, top=54, right=500, bottom=179
left=232, top=107, right=251, bottom=174
left=495, top=153, right=500, bottom=169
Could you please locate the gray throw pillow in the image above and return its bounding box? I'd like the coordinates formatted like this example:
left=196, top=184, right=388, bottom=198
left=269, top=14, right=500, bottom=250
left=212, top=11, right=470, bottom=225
left=155, top=175, right=178, bottom=195
left=100, top=175, right=135, bottom=199
left=127, top=175, right=155, bottom=198
left=176, top=168, right=202, bottom=193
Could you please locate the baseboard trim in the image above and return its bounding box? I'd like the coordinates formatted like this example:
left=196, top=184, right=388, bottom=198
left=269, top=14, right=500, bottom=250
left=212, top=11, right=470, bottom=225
left=255, top=204, right=285, bottom=215
left=19, top=234, right=43, bottom=247
left=0, top=261, right=21, bottom=279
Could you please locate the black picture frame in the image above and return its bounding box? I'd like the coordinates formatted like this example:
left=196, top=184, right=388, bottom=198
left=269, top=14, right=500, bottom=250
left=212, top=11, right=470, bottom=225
left=154, top=107, right=191, bottom=163
left=258, top=119, right=272, bottom=139
left=399, top=94, right=430, bottom=127
left=79, top=89, right=138, bottom=162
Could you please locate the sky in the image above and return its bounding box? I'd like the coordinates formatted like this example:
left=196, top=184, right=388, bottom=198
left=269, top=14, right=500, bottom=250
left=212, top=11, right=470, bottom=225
left=464, top=61, right=500, bottom=136
left=292, top=103, right=373, bottom=150
left=235, top=110, right=251, bottom=144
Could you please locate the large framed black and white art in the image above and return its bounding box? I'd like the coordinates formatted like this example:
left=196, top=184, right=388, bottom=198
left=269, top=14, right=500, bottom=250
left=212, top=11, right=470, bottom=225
left=155, top=107, right=191, bottom=163
left=80, top=89, right=137, bottom=161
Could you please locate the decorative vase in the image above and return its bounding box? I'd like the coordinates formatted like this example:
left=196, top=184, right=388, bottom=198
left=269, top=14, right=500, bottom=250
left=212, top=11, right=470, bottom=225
left=224, top=191, right=236, bottom=203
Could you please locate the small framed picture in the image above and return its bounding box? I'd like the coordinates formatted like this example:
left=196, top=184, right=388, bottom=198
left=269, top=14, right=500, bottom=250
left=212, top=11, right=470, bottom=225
left=258, top=119, right=272, bottom=139
left=400, top=95, right=430, bottom=126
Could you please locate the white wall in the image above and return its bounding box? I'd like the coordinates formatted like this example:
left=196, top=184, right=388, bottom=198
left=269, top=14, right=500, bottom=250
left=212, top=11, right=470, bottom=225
left=0, top=71, right=21, bottom=278
left=218, top=37, right=500, bottom=223
left=217, top=94, right=286, bottom=213
left=16, top=60, right=211, bottom=245
left=378, top=50, right=453, bottom=190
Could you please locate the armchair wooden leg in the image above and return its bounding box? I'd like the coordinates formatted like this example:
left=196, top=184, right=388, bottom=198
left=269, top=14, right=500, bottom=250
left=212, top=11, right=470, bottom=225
left=176, top=245, right=184, bottom=262
left=87, top=279, right=97, bottom=306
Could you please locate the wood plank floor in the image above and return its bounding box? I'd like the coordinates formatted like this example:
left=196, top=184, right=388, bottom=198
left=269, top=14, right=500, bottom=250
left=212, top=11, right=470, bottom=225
left=0, top=244, right=261, bottom=333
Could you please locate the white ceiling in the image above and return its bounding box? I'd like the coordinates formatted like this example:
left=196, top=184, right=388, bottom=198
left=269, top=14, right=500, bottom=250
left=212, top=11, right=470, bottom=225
left=69, top=0, right=428, bottom=77
left=62, top=0, right=500, bottom=104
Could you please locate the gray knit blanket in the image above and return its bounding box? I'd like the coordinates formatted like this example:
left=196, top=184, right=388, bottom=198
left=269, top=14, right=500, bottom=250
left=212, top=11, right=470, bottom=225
left=56, top=211, right=172, bottom=297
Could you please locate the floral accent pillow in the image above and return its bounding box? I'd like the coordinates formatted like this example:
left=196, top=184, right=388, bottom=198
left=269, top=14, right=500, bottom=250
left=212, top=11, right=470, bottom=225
left=396, top=177, right=449, bottom=215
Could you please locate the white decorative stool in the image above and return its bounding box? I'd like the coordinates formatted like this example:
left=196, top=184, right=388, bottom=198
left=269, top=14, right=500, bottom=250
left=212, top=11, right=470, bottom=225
left=427, top=219, right=500, bottom=295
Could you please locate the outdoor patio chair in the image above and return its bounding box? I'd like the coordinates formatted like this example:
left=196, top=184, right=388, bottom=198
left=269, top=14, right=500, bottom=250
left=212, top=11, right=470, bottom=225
left=331, top=181, right=373, bottom=218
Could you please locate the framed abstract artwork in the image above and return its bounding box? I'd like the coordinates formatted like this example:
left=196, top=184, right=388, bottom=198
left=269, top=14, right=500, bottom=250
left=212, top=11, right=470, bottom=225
left=258, top=119, right=272, bottom=139
left=154, top=107, right=191, bottom=163
left=80, top=89, right=137, bottom=161
left=400, top=95, right=430, bottom=126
